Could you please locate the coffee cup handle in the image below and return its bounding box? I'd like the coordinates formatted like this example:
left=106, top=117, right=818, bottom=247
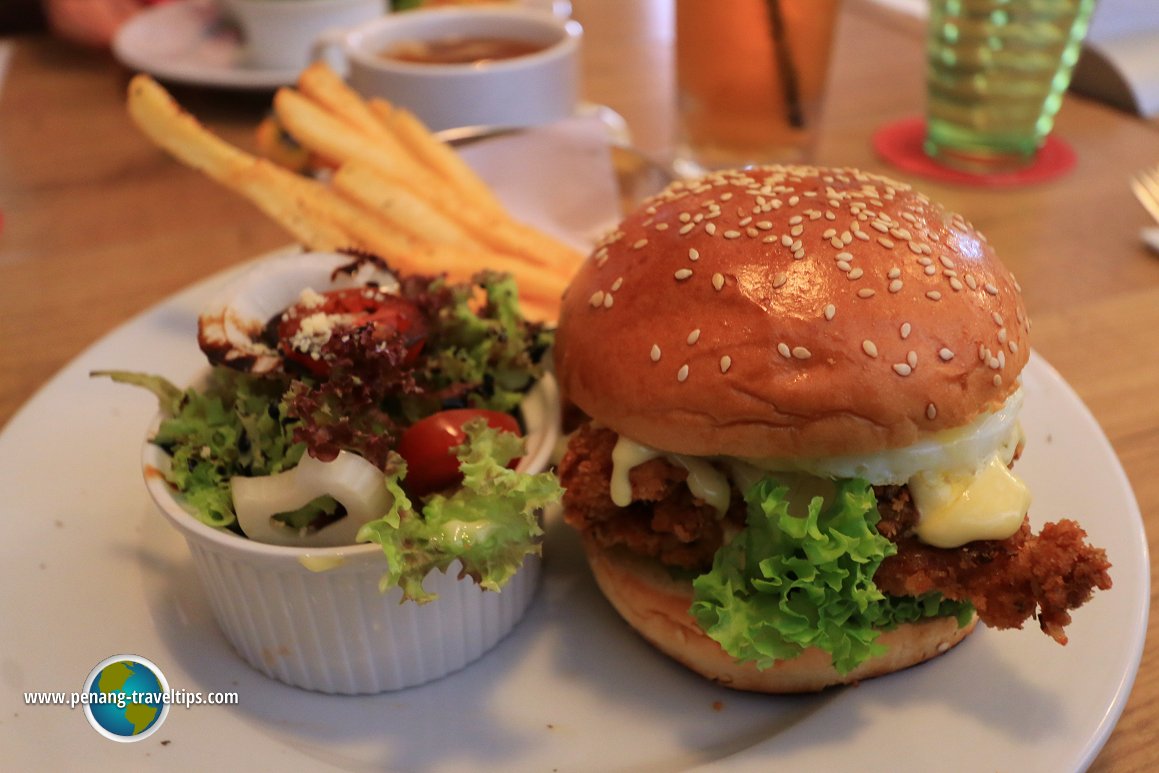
left=311, top=27, right=352, bottom=76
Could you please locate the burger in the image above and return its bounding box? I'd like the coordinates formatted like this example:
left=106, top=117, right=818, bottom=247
left=553, top=165, right=1112, bottom=693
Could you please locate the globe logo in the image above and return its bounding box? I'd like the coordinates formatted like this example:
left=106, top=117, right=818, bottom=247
left=82, top=655, right=170, bottom=742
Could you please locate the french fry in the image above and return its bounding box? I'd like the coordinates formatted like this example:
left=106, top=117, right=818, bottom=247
left=368, top=99, right=509, bottom=219
left=126, top=74, right=361, bottom=252
left=331, top=162, right=483, bottom=252
left=273, top=88, right=465, bottom=211
left=127, top=68, right=580, bottom=323
left=295, top=62, right=394, bottom=145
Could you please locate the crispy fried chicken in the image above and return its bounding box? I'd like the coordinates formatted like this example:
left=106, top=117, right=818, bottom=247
left=558, top=422, right=1112, bottom=642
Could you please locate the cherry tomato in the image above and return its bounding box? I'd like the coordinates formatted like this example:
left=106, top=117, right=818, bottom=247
left=276, top=287, right=425, bottom=375
left=397, top=409, right=522, bottom=497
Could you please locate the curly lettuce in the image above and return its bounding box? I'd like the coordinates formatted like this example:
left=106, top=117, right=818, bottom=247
left=357, top=420, right=562, bottom=603
left=690, top=476, right=973, bottom=675
left=94, top=368, right=303, bottom=529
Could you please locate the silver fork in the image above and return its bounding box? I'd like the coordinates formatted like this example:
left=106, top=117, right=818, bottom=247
left=1130, top=165, right=1159, bottom=224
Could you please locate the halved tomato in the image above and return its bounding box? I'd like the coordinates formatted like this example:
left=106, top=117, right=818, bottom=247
left=276, top=287, right=425, bottom=375
left=397, top=409, right=521, bottom=497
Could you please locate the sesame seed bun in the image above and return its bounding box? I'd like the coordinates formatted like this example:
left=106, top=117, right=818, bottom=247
left=584, top=536, right=979, bottom=693
left=554, top=165, right=1030, bottom=459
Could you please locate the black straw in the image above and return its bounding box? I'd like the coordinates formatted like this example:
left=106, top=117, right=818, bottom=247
left=765, top=0, right=805, bottom=129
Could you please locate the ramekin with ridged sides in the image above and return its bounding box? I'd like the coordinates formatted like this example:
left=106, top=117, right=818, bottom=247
left=143, top=374, right=559, bottom=695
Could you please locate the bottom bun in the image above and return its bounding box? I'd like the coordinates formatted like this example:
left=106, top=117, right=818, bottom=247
left=583, top=538, right=978, bottom=693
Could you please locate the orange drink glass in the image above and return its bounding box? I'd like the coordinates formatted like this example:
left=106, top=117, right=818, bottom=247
left=674, top=0, right=841, bottom=176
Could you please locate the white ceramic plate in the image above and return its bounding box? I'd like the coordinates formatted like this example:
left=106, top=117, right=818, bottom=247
left=0, top=118, right=1147, bottom=766
left=0, top=257, right=1146, bottom=770
left=111, top=0, right=572, bottom=91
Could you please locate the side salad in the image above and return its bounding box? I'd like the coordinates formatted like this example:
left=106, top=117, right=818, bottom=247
left=96, top=252, right=563, bottom=602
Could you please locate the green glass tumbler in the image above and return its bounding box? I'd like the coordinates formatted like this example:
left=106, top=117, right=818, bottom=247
left=924, top=0, right=1098, bottom=172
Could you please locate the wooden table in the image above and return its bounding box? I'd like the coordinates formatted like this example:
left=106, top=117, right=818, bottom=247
left=1, top=0, right=1157, bottom=768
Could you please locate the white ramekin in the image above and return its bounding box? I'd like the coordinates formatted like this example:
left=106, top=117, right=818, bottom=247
left=143, top=373, right=559, bottom=694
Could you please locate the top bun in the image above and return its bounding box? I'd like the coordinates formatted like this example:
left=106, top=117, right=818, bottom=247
left=554, top=165, right=1030, bottom=458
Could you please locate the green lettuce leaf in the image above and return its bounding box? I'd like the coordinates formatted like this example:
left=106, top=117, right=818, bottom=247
left=357, top=420, right=561, bottom=603
left=690, top=476, right=973, bottom=675
left=94, top=367, right=304, bottom=529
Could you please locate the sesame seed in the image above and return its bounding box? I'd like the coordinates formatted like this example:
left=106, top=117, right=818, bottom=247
left=924, top=265, right=937, bottom=276
left=857, top=288, right=876, bottom=298
left=965, top=274, right=978, bottom=290
left=611, top=277, right=623, bottom=291
left=777, top=342, right=792, bottom=358
left=841, top=232, right=853, bottom=245
left=871, top=221, right=889, bottom=233
left=712, top=273, right=725, bottom=291
left=756, top=221, right=773, bottom=230
left=720, top=355, right=732, bottom=373
left=878, top=237, right=895, bottom=248
left=650, top=344, right=661, bottom=362
left=674, top=268, right=693, bottom=280
left=888, top=267, right=901, bottom=279
left=1010, top=341, right=1019, bottom=354
left=926, top=291, right=942, bottom=301
left=993, top=374, right=1003, bottom=387
left=984, top=283, right=999, bottom=295
left=687, top=329, right=701, bottom=345
left=830, top=237, right=845, bottom=249
left=992, top=312, right=1004, bottom=326
left=939, top=347, right=955, bottom=361
left=848, top=267, right=864, bottom=280
left=589, top=290, right=605, bottom=307
left=633, top=238, right=648, bottom=250
left=773, top=272, right=788, bottom=288
left=907, top=350, right=918, bottom=368
left=908, top=241, right=925, bottom=254
left=723, top=230, right=742, bottom=240
left=792, top=346, right=812, bottom=360
left=837, top=260, right=852, bottom=272
left=677, top=364, right=689, bottom=382
left=998, top=328, right=1008, bottom=344
left=893, top=363, right=913, bottom=376
left=901, top=322, right=912, bottom=339
left=604, top=293, right=614, bottom=308
left=788, top=195, right=800, bottom=206
left=862, top=340, right=879, bottom=357
left=823, top=228, right=837, bottom=239
left=781, top=235, right=794, bottom=247
left=655, top=223, right=669, bottom=231
left=688, top=248, right=700, bottom=261
left=705, top=223, right=717, bottom=236
left=950, top=278, right=964, bottom=291
left=824, top=304, right=836, bottom=320
left=790, top=225, right=804, bottom=237
left=889, top=279, right=903, bottom=293
left=789, top=215, right=803, bottom=225
left=679, top=223, right=696, bottom=235
left=926, top=403, right=938, bottom=420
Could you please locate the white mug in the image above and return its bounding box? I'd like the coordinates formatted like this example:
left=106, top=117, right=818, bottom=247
left=315, top=6, right=582, bottom=132
left=223, top=0, right=387, bottom=71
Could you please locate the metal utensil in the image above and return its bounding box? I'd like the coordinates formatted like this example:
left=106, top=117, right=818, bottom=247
left=1129, top=166, right=1159, bottom=254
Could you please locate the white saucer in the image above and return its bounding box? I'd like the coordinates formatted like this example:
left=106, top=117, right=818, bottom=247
left=112, top=0, right=298, bottom=90
left=112, top=0, right=576, bottom=91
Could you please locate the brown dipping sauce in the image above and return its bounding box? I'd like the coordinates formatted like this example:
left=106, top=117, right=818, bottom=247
left=380, top=36, right=546, bottom=65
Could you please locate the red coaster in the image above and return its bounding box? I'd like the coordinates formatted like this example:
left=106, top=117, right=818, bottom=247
left=872, top=117, right=1076, bottom=187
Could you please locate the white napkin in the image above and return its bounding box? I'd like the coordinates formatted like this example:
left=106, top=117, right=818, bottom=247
left=456, top=115, right=623, bottom=255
